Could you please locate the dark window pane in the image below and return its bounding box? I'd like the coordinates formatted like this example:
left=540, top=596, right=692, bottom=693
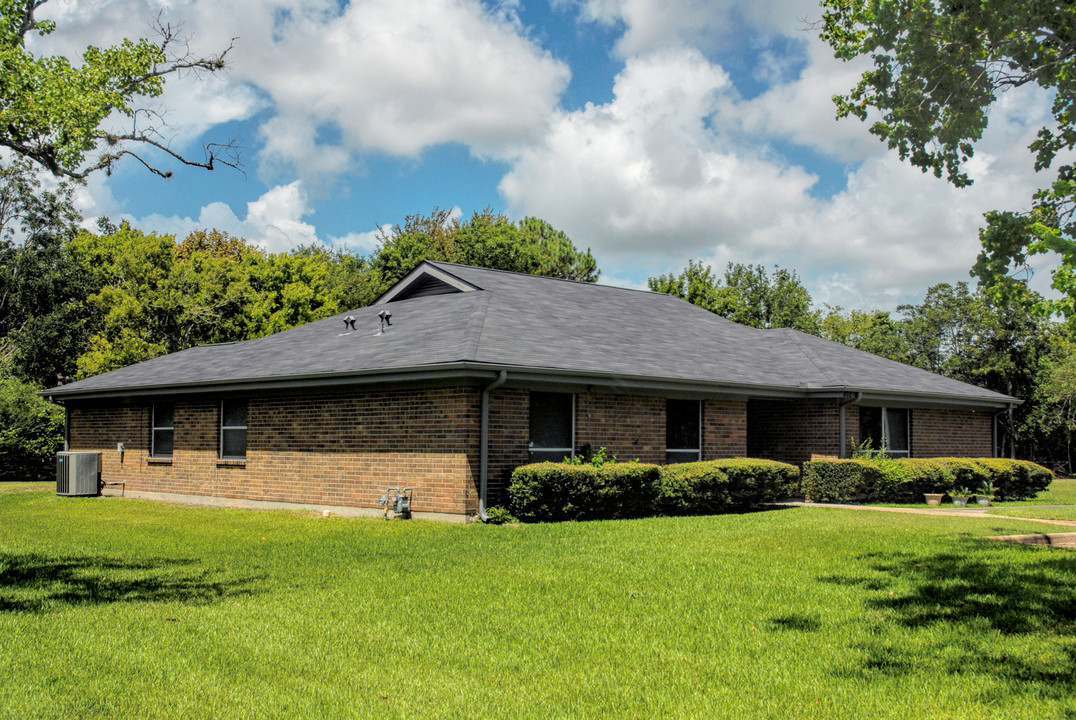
left=885, top=409, right=909, bottom=452
left=529, top=392, right=572, bottom=449
left=529, top=450, right=571, bottom=463
left=666, top=450, right=701, bottom=464
left=154, top=404, right=173, bottom=429
left=222, top=428, right=246, bottom=458
left=153, top=429, right=173, bottom=457
left=859, top=407, right=882, bottom=449
left=666, top=399, right=700, bottom=450
left=223, top=400, right=247, bottom=428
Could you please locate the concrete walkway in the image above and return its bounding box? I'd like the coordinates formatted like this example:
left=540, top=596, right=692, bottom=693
left=771, top=500, right=1076, bottom=548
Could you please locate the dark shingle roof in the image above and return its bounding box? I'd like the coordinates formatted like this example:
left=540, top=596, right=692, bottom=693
left=47, top=260, right=1015, bottom=406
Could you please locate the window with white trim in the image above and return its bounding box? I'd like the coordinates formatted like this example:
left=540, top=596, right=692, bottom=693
left=858, top=407, right=910, bottom=457
left=151, top=403, right=174, bottom=458
left=529, top=392, right=574, bottom=462
left=666, top=399, right=701, bottom=463
left=220, top=399, right=248, bottom=459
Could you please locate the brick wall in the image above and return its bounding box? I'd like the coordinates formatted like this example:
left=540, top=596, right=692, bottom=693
left=68, top=387, right=481, bottom=517
left=911, top=408, right=993, bottom=457
left=487, top=387, right=529, bottom=507
left=484, top=390, right=749, bottom=505
left=576, top=393, right=665, bottom=463
left=703, top=396, right=747, bottom=458
left=747, top=399, right=842, bottom=465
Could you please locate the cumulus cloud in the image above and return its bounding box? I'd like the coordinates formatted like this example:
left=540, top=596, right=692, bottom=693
left=102, top=182, right=321, bottom=254
left=500, top=33, right=1057, bottom=310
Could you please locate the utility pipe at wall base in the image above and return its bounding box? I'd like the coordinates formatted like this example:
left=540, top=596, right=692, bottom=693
left=838, top=392, right=863, bottom=458
left=478, top=370, right=508, bottom=521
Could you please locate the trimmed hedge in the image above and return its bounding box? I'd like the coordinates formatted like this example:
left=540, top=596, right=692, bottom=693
left=507, top=462, right=661, bottom=522
left=508, top=458, right=799, bottom=522
left=656, top=458, right=800, bottom=516
left=802, top=457, right=1053, bottom=503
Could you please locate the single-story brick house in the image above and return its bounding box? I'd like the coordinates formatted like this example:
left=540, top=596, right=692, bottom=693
left=47, top=261, right=1017, bottom=521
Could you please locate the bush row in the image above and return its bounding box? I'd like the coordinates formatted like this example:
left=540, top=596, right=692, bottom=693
left=506, top=458, right=799, bottom=522
left=801, top=457, right=1053, bottom=503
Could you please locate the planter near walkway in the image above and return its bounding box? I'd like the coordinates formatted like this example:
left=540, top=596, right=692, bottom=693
left=924, top=493, right=944, bottom=506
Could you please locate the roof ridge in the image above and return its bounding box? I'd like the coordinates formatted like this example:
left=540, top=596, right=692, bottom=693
left=776, top=328, right=845, bottom=388
left=463, top=289, right=493, bottom=360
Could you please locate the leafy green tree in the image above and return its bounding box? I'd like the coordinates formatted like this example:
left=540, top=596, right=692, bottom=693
left=819, top=308, right=909, bottom=363
left=1, top=0, right=236, bottom=179
left=649, top=260, right=820, bottom=333
left=71, top=226, right=344, bottom=378
left=820, top=0, right=1076, bottom=320
left=368, top=208, right=599, bottom=301
left=0, top=158, right=94, bottom=387
left=1028, top=337, right=1076, bottom=472
left=0, top=373, right=64, bottom=481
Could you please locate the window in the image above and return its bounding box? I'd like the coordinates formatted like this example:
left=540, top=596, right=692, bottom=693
left=151, top=403, right=174, bottom=457
left=666, top=399, right=701, bottom=463
left=529, top=392, right=574, bottom=462
left=220, top=399, right=248, bottom=459
left=858, top=407, right=910, bottom=457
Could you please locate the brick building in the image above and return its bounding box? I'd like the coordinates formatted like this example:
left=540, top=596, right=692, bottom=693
left=47, top=261, right=1016, bottom=521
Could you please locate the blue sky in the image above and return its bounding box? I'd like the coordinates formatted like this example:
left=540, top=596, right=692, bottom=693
left=33, top=0, right=1058, bottom=310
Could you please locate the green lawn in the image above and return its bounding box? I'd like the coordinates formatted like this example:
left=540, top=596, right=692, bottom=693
left=2, top=486, right=1075, bottom=719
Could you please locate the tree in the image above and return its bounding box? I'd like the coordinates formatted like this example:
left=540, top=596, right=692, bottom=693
left=819, top=307, right=909, bottom=363
left=649, top=260, right=821, bottom=333
left=367, top=208, right=599, bottom=302
left=0, top=158, right=95, bottom=387
left=820, top=0, right=1076, bottom=319
left=0, top=0, right=237, bottom=179
left=71, top=226, right=344, bottom=378
left=0, top=373, right=63, bottom=481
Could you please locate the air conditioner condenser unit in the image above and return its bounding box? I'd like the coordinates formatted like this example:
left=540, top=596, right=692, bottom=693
left=56, top=451, right=102, bottom=497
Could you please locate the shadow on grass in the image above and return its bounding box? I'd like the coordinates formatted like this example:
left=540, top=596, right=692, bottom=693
left=0, top=552, right=264, bottom=613
left=818, top=539, right=1076, bottom=702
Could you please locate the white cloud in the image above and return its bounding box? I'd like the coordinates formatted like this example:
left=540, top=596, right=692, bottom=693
left=101, top=181, right=321, bottom=254
left=565, top=0, right=811, bottom=56
left=500, top=37, right=1058, bottom=310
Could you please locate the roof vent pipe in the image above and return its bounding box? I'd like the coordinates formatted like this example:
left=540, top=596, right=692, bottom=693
left=343, top=316, right=356, bottom=331
left=377, top=310, right=392, bottom=334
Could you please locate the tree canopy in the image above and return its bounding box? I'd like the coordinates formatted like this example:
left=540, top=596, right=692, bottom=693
left=0, top=0, right=237, bottom=179
left=649, top=260, right=820, bottom=333
left=367, top=208, right=599, bottom=303
left=820, top=0, right=1076, bottom=319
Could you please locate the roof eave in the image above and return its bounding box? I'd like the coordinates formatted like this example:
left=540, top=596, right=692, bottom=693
left=41, top=362, right=1017, bottom=409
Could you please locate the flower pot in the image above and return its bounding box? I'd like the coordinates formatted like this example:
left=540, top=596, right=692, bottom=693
left=924, top=493, right=944, bottom=507
left=975, top=495, right=992, bottom=506
left=952, top=496, right=968, bottom=507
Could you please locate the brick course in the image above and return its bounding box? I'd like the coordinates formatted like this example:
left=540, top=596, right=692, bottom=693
left=66, top=386, right=997, bottom=518
left=747, top=399, right=843, bottom=465
left=69, top=387, right=481, bottom=517
left=911, top=408, right=993, bottom=457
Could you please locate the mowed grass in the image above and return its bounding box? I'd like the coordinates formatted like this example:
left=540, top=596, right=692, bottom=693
left=2, top=486, right=1075, bottom=719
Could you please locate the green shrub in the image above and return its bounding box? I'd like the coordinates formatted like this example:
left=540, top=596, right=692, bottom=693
left=971, top=458, right=1053, bottom=500
left=482, top=506, right=517, bottom=524
left=802, top=457, right=1054, bottom=503
left=802, top=459, right=886, bottom=503
left=656, top=458, right=799, bottom=515
left=0, top=376, right=65, bottom=482
left=507, top=462, right=661, bottom=522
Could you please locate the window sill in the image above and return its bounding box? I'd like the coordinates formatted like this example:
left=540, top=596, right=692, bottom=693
left=147, top=457, right=173, bottom=466
left=216, top=458, right=247, bottom=468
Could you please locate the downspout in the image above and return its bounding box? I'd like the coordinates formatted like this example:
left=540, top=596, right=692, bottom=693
left=478, top=370, right=508, bottom=521
left=992, top=403, right=1015, bottom=458
left=838, top=392, right=862, bottom=458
